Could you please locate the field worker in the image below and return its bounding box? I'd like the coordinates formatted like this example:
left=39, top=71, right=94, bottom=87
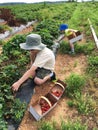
left=12, top=34, right=56, bottom=92
left=58, top=24, right=79, bottom=54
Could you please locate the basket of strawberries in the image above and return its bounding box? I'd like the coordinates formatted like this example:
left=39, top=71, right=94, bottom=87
left=50, top=81, right=65, bottom=99
left=39, top=96, right=52, bottom=114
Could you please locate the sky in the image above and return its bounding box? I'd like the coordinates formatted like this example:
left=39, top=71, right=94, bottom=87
left=0, top=0, right=90, bottom=4
left=0, top=0, right=67, bottom=4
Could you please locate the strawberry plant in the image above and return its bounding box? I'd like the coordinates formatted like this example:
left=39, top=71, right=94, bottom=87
left=10, top=99, right=27, bottom=123
left=35, top=19, right=59, bottom=39
left=0, top=55, right=9, bottom=64
left=0, top=64, right=21, bottom=84
left=3, top=35, right=26, bottom=56
left=0, top=34, right=31, bottom=129
left=37, top=29, right=53, bottom=48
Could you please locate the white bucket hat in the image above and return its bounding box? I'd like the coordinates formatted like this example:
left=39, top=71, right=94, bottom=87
left=20, top=34, right=46, bottom=50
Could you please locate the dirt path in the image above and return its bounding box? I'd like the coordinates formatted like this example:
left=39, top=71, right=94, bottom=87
left=18, top=53, right=87, bottom=130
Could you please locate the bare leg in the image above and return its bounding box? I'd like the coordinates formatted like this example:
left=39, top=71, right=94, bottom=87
left=34, top=75, right=51, bottom=85
left=69, top=42, right=74, bottom=53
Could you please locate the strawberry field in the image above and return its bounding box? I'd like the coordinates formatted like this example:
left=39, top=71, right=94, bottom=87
left=0, top=2, right=98, bottom=130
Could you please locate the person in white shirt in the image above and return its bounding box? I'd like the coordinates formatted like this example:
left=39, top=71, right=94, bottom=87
left=12, top=34, right=56, bottom=92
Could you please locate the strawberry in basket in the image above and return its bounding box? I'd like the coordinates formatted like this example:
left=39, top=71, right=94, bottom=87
left=51, top=82, right=64, bottom=98
left=51, top=90, right=63, bottom=97
left=39, top=96, right=52, bottom=114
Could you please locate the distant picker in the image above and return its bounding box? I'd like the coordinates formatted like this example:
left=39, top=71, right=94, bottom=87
left=57, top=24, right=83, bottom=54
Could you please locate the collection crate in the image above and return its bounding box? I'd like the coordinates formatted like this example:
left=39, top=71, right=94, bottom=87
left=67, top=31, right=83, bottom=44
left=28, top=80, right=66, bottom=121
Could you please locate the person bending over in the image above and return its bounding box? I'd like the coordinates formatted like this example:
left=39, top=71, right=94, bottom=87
left=12, top=34, right=56, bottom=92
left=58, top=24, right=81, bottom=54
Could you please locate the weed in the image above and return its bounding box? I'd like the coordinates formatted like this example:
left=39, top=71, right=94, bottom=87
left=75, top=42, right=95, bottom=55
left=65, top=73, right=85, bottom=98
left=61, top=120, right=88, bottom=130
left=87, top=55, right=98, bottom=77
left=73, top=92, right=96, bottom=115
left=73, top=61, right=78, bottom=67
left=0, top=40, right=5, bottom=45
left=38, top=121, right=55, bottom=130
left=67, top=100, right=74, bottom=107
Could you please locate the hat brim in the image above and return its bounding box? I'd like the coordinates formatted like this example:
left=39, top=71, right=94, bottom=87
left=20, top=42, right=46, bottom=50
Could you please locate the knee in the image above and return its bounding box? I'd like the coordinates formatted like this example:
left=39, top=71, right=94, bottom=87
left=34, top=77, right=43, bottom=85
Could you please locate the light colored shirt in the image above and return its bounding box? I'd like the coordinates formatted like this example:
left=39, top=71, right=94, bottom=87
left=33, top=47, right=55, bottom=71
left=65, top=29, right=78, bottom=36
left=65, top=29, right=73, bottom=36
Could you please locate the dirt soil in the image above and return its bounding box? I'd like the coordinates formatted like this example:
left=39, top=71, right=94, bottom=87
left=1, top=25, right=97, bottom=130
left=17, top=53, right=87, bottom=130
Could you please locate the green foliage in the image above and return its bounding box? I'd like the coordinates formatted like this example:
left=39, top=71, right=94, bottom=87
left=59, top=41, right=70, bottom=54
left=0, top=84, right=13, bottom=102
left=75, top=42, right=95, bottom=54
left=37, top=29, right=53, bottom=48
left=0, top=40, right=4, bottom=45
left=0, top=25, right=4, bottom=33
left=16, top=54, right=29, bottom=67
left=73, top=92, right=96, bottom=115
left=38, top=120, right=88, bottom=130
left=0, top=55, right=9, bottom=64
left=0, top=64, right=21, bottom=84
left=88, top=55, right=98, bottom=66
left=2, top=34, right=26, bottom=57
left=61, top=120, right=87, bottom=130
left=65, top=73, right=85, bottom=98
left=87, top=55, right=98, bottom=76
left=59, top=41, right=95, bottom=55
left=38, top=121, right=55, bottom=130
left=0, top=83, right=14, bottom=124
left=36, top=19, right=59, bottom=39
left=67, top=100, right=74, bottom=107
left=16, top=14, right=28, bottom=24
left=0, top=25, right=12, bottom=33
left=10, top=99, right=27, bottom=122
left=0, top=104, right=8, bottom=130
left=0, top=120, right=7, bottom=130
left=0, top=84, right=12, bottom=130
left=0, top=34, right=30, bottom=129
left=1, top=34, right=29, bottom=73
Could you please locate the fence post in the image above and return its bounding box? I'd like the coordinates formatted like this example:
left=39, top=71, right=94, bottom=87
left=88, top=18, right=98, bottom=48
